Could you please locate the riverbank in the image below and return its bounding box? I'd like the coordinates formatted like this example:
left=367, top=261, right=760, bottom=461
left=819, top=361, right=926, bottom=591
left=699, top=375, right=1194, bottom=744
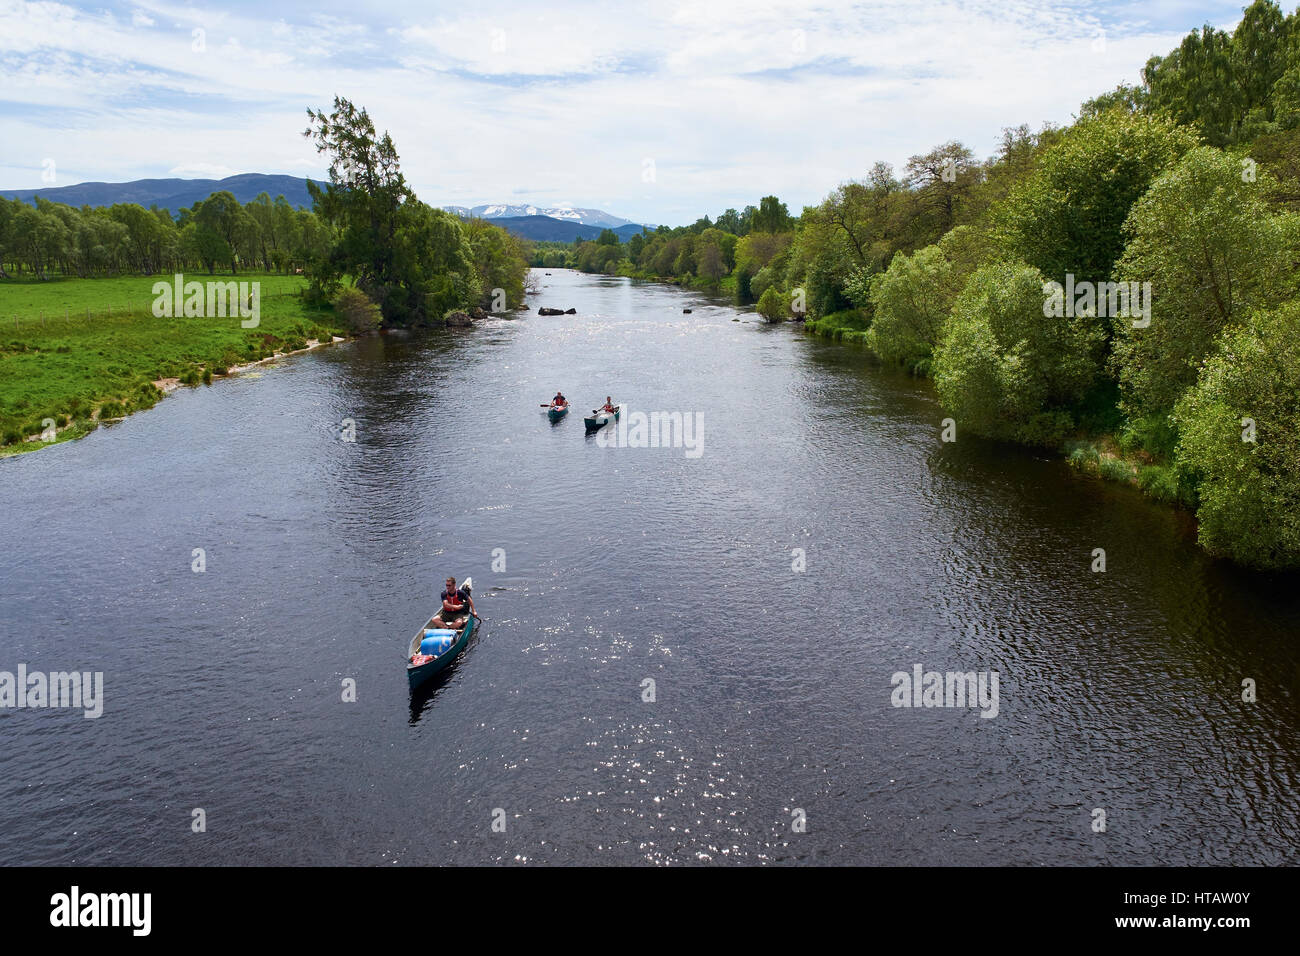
left=801, top=308, right=1201, bottom=512
left=0, top=273, right=344, bottom=455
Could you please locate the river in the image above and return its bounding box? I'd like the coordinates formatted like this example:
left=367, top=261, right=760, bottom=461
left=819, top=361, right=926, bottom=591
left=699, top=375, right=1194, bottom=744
left=2, top=267, right=1298, bottom=865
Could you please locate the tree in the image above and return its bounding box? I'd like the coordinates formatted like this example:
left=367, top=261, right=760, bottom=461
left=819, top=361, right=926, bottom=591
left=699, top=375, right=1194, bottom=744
left=194, top=191, right=248, bottom=273
left=304, top=96, right=410, bottom=311
left=1174, top=302, right=1300, bottom=567
left=995, top=110, right=1199, bottom=290
left=933, top=261, right=1102, bottom=445
left=715, top=208, right=742, bottom=234
left=756, top=286, right=789, bottom=321
left=333, top=286, right=383, bottom=333
left=1141, top=2, right=1293, bottom=145
left=751, top=195, right=792, bottom=233
left=903, top=141, right=979, bottom=244
left=463, top=217, right=528, bottom=309
left=867, top=226, right=991, bottom=366
left=1111, top=146, right=1297, bottom=417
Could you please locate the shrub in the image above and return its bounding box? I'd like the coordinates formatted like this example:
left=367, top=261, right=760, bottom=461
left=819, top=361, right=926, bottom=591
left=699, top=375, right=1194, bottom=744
left=933, top=261, right=1102, bottom=446
left=1067, top=443, right=1101, bottom=472
left=1174, top=302, right=1300, bottom=567
left=756, top=286, right=789, bottom=321
left=2, top=429, right=21, bottom=446
left=866, top=227, right=992, bottom=367
left=333, top=286, right=382, bottom=334
left=1137, top=464, right=1194, bottom=506
left=1099, top=457, right=1136, bottom=483
left=1111, top=146, right=1296, bottom=416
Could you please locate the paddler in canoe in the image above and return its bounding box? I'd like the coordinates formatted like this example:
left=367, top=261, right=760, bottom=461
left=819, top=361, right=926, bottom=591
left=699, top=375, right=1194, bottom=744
left=551, top=392, right=568, bottom=410
left=430, top=576, right=476, bottom=629
left=599, top=396, right=616, bottom=414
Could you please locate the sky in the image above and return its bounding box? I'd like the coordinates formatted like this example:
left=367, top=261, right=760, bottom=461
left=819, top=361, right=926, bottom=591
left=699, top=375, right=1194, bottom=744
left=0, top=0, right=1254, bottom=226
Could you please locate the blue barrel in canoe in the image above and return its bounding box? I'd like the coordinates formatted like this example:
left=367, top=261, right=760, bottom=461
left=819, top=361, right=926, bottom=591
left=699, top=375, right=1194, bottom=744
left=419, top=629, right=457, bottom=656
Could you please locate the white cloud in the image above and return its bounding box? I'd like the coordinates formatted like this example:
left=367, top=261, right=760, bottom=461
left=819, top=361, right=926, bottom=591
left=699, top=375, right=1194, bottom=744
left=167, top=162, right=238, bottom=178
left=0, top=0, right=1253, bottom=223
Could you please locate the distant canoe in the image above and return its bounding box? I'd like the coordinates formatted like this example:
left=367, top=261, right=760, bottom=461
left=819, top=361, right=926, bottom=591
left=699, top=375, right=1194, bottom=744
left=548, top=405, right=569, bottom=422
left=407, top=577, right=476, bottom=690
left=584, top=404, right=622, bottom=430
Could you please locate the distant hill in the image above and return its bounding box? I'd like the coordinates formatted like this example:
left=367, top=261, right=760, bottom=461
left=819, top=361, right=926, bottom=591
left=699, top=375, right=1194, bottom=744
left=0, top=176, right=657, bottom=239
left=482, top=215, right=650, bottom=242
left=0, top=173, right=316, bottom=213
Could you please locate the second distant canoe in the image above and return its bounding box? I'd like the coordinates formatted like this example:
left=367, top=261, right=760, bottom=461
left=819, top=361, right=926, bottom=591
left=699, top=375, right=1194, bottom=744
left=584, top=404, right=622, bottom=431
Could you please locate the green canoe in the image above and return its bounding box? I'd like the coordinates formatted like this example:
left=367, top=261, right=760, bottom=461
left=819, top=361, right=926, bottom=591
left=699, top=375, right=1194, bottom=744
left=584, top=404, right=622, bottom=430
left=407, top=577, right=477, bottom=691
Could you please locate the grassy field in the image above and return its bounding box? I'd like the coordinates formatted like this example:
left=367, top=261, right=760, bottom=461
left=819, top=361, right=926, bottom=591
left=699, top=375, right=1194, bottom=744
left=0, top=272, right=344, bottom=454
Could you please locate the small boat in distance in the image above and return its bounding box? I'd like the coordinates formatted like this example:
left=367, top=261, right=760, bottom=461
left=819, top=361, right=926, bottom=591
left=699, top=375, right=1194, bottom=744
left=584, top=403, right=623, bottom=431
left=407, top=577, right=477, bottom=691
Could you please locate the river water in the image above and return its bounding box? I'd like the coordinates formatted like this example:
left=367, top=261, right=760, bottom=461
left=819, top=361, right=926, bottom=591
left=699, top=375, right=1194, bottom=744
left=2, top=268, right=1298, bottom=865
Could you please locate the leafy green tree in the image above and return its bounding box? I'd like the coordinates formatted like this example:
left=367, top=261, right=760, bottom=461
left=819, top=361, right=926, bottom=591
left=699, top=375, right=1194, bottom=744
left=994, top=109, right=1198, bottom=286
left=304, top=96, right=411, bottom=312
left=751, top=195, right=792, bottom=233
left=903, top=141, right=979, bottom=244
left=1079, top=83, right=1147, bottom=118
left=714, top=208, right=742, bottom=233
left=194, top=191, right=248, bottom=273
left=867, top=226, right=991, bottom=366
left=1141, top=2, right=1293, bottom=145
left=463, top=217, right=528, bottom=309
left=1174, top=302, right=1300, bottom=567
left=333, top=286, right=383, bottom=333
left=1111, top=146, right=1297, bottom=416
left=756, top=285, right=789, bottom=320
left=934, top=261, right=1102, bottom=445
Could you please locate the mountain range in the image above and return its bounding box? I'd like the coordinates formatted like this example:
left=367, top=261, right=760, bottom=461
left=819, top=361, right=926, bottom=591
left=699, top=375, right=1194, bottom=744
left=0, top=175, right=653, bottom=239
left=442, top=203, right=636, bottom=228
left=0, top=173, right=316, bottom=213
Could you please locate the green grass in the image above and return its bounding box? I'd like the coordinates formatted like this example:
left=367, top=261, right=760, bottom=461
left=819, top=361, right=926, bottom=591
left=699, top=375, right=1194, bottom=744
left=0, top=273, right=343, bottom=454
left=0, top=271, right=308, bottom=323
left=804, top=309, right=871, bottom=341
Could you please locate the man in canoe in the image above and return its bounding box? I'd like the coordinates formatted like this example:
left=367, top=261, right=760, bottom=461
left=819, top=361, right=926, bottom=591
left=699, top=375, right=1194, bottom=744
left=552, top=391, right=568, bottom=409
left=431, top=577, right=475, bottom=629
left=600, top=396, right=616, bottom=414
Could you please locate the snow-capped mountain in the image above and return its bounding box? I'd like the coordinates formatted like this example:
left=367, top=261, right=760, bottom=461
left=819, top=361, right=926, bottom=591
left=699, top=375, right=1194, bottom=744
left=443, top=203, right=636, bottom=228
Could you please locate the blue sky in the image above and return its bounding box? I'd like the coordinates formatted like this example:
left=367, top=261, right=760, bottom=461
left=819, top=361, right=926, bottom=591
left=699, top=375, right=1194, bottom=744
left=0, top=0, right=1255, bottom=225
